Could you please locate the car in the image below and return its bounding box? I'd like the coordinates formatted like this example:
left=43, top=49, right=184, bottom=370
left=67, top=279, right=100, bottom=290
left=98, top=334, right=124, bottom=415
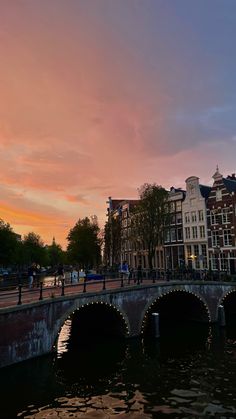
left=0, top=269, right=9, bottom=276
left=86, top=271, right=105, bottom=280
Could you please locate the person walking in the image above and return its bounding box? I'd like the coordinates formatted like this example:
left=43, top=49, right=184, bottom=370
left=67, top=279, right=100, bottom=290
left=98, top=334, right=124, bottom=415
left=137, top=264, right=142, bottom=284
left=56, top=264, right=64, bottom=286
left=121, top=261, right=129, bottom=282
left=28, top=264, right=35, bottom=289
left=71, top=267, right=78, bottom=284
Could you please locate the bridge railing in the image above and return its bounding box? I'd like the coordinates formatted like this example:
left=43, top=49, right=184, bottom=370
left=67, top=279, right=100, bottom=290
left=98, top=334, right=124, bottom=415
left=0, top=269, right=236, bottom=309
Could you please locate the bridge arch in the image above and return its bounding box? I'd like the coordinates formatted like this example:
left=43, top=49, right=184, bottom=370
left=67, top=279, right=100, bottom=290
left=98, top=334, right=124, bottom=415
left=219, top=289, right=236, bottom=322
left=54, top=300, right=130, bottom=350
left=140, top=289, right=211, bottom=335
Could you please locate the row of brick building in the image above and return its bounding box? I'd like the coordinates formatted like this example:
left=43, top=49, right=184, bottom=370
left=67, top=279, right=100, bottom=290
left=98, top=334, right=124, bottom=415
left=106, top=167, right=236, bottom=274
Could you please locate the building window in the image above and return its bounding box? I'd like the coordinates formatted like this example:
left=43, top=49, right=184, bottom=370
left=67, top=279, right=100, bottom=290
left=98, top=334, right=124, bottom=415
left=185, top=227, right=190, bottom=239
left=223, top=229, right=232, bottom=246
left=176, top=201, right=182, bottom=212
left=201, top=244, right=207, bottom=269
left=171, top=229, right=176, bottom=242
left=170, top=215, right=175, bottom=225
left=199, top=225, right=205, bottom=238
left=191, top=211, right=197, bottom=222
left=189, top=183, right=195, bottom=194
left=220, top=254, right=228, bottom=271
left=170, top=202, right=175, bottom=213
left=194, top=244, right=200, bottom=269
left=210, top=210, right=218, bottom=225
left=186, top=245, right=192, bottom=258
left=192, top=226, right=198, bottom=239
left=212, top=231, right=220, bottom=247
left=201, top=244, right=207, bottom=256
left=164, top=230, right=170, bottom=243
left=211, top=255, right=218, bottom=270
left=176, top=213, right=182, bottom=224
left=222, top=208, right=230, bottom=224
left=216, top=188, right=222, bottom=201
left=198, top=210, right=204, bottom=221
left=177, top=228, right=183, bottom=241
left=185, top=212, right=190, bottom=223
left=123, top=209, right=128, bottom=218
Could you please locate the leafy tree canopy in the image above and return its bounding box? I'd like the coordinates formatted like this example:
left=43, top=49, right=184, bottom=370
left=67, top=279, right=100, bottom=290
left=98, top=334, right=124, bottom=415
left=131, top=183, right=170, bottom=270
left=23, top=232, right=48, bottom=266
left=0, top=219, right=19, bottom=267
left=67, top=216, right=101, bottom=269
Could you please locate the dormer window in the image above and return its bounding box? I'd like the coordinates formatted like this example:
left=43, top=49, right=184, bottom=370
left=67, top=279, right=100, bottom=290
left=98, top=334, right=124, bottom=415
left=216, top=188, right=222, bottom=202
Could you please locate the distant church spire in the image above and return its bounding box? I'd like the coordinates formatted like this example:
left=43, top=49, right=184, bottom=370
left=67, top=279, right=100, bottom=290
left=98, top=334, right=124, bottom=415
left=212, top=165, right=222, bottom=181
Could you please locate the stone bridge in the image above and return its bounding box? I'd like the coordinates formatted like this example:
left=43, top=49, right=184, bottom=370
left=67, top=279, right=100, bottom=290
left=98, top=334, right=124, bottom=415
left=1, top=281, right=236, bottom=368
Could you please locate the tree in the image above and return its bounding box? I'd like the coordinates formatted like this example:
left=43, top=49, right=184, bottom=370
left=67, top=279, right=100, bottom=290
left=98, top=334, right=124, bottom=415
left=22, top=232, right=48, bottom=266
left=47, top=237, right=64, bottom=267
left=0, top=219, right=19, bottom=267
left=131, top=183, right=170, bottom=271
left=67, top=216, right=101, bottom=269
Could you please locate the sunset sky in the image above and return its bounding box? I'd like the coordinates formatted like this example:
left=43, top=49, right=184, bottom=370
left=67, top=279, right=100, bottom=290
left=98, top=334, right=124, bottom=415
left=1, top=0, right=236, bottom=248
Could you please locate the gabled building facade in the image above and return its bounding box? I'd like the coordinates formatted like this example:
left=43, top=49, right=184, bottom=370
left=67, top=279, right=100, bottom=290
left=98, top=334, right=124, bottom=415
left=105, top=197, right=124, bottom=267
left=164, top=187, right=185, bottom=269
left=119, top=200, right=139, bottom=268
left=207, top=168, right=236, bottom=274
left=182, top=176, right=211, bottom=270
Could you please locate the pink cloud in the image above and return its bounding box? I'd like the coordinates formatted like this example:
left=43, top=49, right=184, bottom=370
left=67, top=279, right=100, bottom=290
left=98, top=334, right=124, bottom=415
left=0, top=1, right=235, bottom=248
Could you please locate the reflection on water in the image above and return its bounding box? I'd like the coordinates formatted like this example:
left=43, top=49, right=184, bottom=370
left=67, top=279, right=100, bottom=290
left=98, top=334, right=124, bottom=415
left=57, top=318, right=72, bottom=357
left=1, top=321, right=236, bottom=418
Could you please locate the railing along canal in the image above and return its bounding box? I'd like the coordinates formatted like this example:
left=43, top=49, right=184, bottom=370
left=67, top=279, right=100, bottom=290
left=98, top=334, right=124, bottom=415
left=0, top=269, right=235, bottom=309
left=0, top=273, right=154, bottom=309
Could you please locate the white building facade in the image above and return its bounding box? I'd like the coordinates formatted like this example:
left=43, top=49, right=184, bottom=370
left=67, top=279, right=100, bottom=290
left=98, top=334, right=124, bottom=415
left=182, top=176, right=211, bottom=270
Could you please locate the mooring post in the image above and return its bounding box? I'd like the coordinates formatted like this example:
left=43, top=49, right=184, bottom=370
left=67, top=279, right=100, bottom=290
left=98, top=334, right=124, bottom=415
left=61, top=278, right=65, bottom=296
left=39, top=282, right=43, bottom=300
left=152, top=312, right=160, bottom=338
left=17, top=284, right=22, bottom=305
left=83, top=277, right=87, bottom=293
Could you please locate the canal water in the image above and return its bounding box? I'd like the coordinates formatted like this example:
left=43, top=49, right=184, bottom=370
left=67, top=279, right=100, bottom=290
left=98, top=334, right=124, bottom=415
left=1, top=322, right=236, bottom=418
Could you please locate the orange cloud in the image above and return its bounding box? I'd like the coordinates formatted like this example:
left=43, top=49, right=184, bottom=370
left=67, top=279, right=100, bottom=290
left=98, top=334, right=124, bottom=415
left=0, top=1, right=235, bottom=250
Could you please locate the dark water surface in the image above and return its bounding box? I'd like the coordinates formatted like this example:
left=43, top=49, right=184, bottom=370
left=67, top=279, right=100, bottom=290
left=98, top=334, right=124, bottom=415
left=1, top=322, right=236, bottom=418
